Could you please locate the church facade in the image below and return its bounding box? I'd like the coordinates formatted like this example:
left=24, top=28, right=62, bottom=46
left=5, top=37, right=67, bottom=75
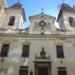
left=0, top=1, right=75, bottom=75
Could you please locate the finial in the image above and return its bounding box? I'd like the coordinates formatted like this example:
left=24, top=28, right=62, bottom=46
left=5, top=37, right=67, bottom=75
left=41, top=9, right=44, bottom=19
left=57, top=3, right=61, bottom=10
left=41, top=9, right=44, bottom=14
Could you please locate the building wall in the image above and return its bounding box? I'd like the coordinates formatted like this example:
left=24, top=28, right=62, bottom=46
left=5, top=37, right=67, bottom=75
left=0, top=36, right=75, bottom=75
left=0, top=1, right=75, bottom=75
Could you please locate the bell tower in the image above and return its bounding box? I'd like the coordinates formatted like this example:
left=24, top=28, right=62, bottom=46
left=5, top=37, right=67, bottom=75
left=57, top=3, right=75, bottom=32
left=0, top=1, right=26, bottom=33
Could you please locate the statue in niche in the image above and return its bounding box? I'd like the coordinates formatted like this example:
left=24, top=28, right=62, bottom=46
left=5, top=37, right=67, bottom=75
left=35, top=47, right=50, bottom=59
left=40, top=47, right=47, bottom=59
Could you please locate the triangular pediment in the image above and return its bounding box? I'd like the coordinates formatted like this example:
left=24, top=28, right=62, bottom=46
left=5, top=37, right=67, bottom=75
left=29, top=12, right=56, bottom=20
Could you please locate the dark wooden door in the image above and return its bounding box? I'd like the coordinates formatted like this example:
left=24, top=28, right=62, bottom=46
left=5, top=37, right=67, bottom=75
left=38, top=67, right=48, bottom=75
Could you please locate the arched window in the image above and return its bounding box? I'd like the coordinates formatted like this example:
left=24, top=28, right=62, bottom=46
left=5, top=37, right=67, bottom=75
left=69, top=17, right=75, bottom=27
left=8, top=16, right=15, bottom=26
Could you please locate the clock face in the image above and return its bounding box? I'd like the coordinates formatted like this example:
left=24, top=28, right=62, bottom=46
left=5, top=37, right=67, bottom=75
left=39, top=20, right=46, bottom=26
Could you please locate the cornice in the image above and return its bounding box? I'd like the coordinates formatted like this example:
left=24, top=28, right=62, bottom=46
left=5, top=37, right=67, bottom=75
left=0, top=33, right=75, bottom=39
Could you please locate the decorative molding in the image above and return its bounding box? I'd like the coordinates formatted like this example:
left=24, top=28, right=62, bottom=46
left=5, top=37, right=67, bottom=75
left=23, top=40, right=31, bottom=45
left=12, top=39, right=19, bottom=42
left=2, top=41, right=11, bottom=44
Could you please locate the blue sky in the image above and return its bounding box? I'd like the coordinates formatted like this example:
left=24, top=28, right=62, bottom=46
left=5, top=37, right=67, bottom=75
left=7, top=0, right=75, bottom=29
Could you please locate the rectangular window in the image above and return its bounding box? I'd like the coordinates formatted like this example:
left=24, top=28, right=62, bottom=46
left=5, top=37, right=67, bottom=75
left=8, top=16, right=15, bottom=26
left=0, top=44, right=9, bottom=57
left=22, top=45, right=30, bottom=57
left=58, top=67, right=67, bottom=75
left=19, top=66, right=28, bottom=75
left=56, top=45, right=64, bottom=58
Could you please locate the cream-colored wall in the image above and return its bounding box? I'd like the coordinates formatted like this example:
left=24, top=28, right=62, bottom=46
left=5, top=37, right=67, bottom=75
left=29, top=17, right=56, bottom=34
left=0, top=9, right=5, bottom=27
left=0, top=9, right=23, bottom=30
left=0, top=0, right=7, bottom=9
left=63, top=12, right=75, bottom=31
left=0, top=0, right=7, bottom=27
left=0, top=37, right=75, bottom=75
left=59, top=12, right=75, bottom=32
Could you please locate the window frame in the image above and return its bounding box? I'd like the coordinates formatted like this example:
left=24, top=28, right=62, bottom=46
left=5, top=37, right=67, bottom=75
left=19, top=66, right=28, bottom=75
left=58, top=67, right=67, bottom=75
left=56, top=45, right=64, bottom=58
left=21, top=44, right=30, bottom=57
left=0, top=44, right=10, bottom=57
